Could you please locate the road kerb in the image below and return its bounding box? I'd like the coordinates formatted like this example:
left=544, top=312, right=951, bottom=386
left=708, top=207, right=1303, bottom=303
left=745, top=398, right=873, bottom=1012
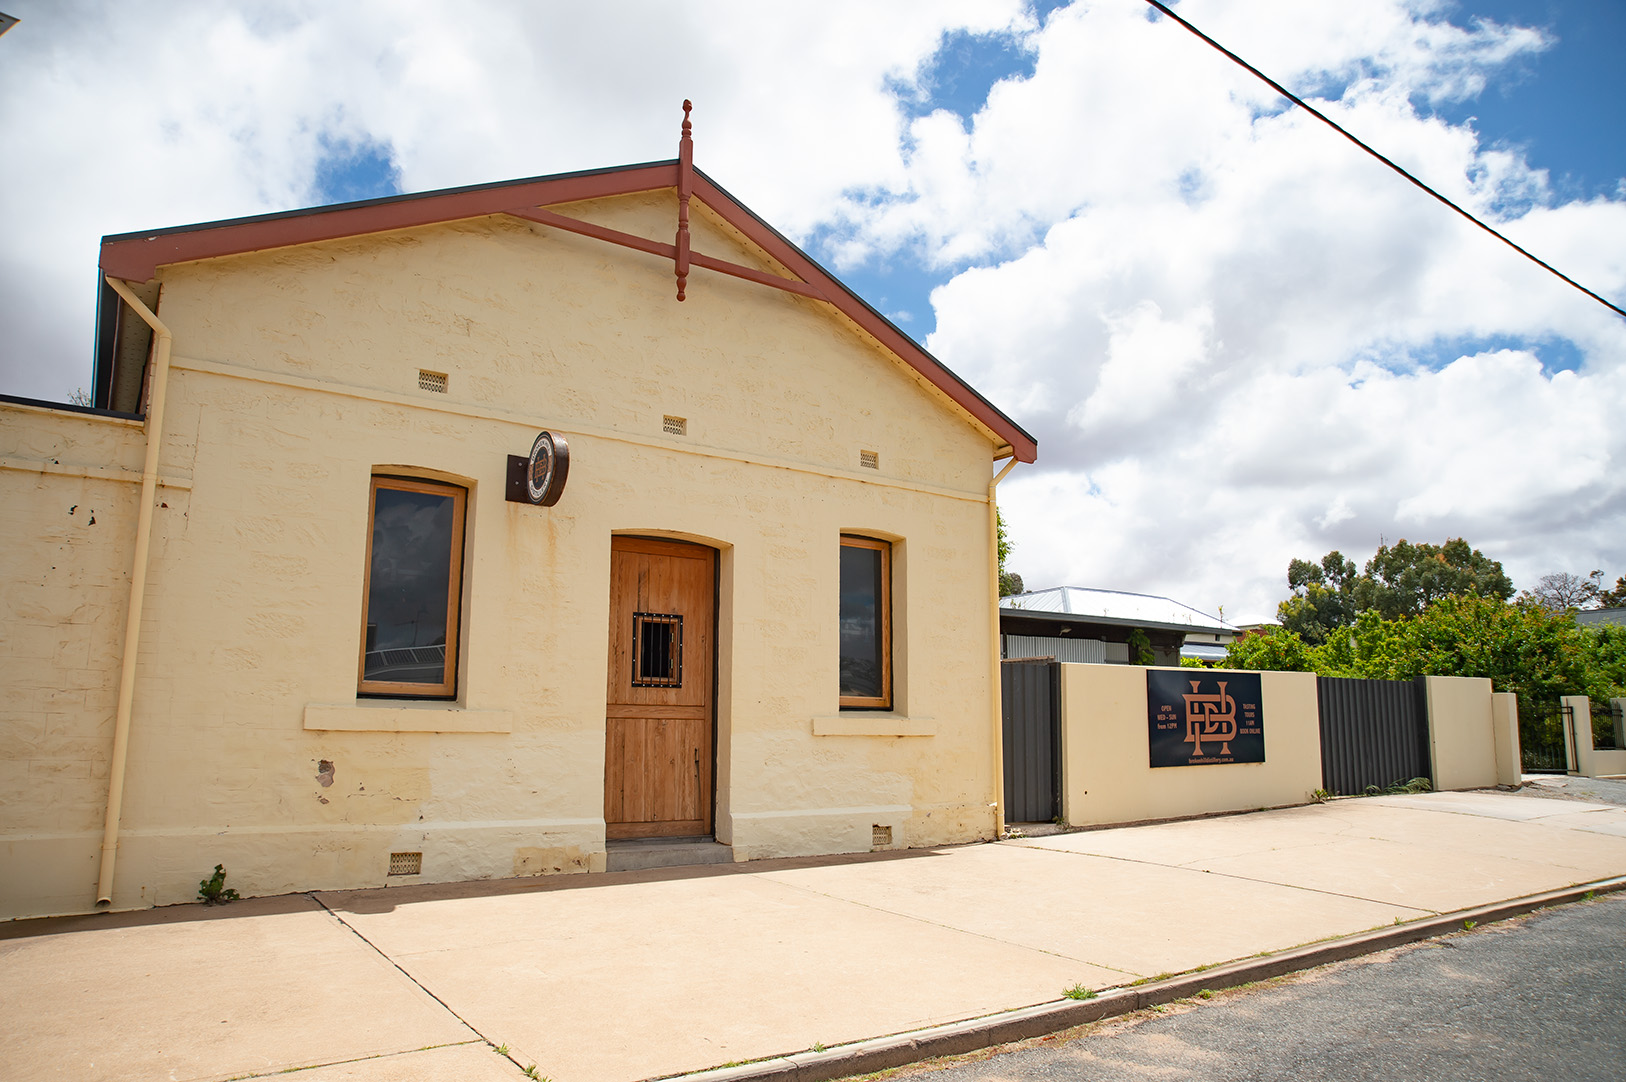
left=662, top=875, right=1626, bottom=1082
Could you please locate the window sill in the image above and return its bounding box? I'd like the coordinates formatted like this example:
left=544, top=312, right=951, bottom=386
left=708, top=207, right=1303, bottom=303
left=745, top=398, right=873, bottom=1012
left=304, top=702, right=513, bottom=734
left=812, top=715, right=936, bottom=737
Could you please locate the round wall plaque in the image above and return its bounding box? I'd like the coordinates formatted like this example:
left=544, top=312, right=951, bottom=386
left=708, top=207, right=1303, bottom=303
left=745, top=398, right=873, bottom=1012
left=526, top=430, right=570, bottom=506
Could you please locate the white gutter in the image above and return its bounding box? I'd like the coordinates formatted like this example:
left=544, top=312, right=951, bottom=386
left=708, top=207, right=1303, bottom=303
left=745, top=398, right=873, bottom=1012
left=987, top=456, right=1018, bottom=839
left=96, top=276, right=172, bottom=906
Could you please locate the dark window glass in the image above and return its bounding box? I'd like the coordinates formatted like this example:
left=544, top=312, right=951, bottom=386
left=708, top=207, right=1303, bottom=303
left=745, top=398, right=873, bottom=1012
left=360, top=478, right=464, bottom=697
left=633, top=613, right=683, bottom=687
left=840, top=541, right=887, bottom=703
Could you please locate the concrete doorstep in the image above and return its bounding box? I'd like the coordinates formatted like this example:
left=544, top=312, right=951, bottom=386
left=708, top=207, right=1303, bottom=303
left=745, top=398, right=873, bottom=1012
left=670, top=875, right=1626, bottom=1082
left=606, top=838, right=735, bottom=873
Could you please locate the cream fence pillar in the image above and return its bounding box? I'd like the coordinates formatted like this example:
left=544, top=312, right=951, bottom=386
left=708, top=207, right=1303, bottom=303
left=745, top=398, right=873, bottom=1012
left=1489, top=692, right=1522, bottom=786
left=1563, top=695, right=1626, bottom=779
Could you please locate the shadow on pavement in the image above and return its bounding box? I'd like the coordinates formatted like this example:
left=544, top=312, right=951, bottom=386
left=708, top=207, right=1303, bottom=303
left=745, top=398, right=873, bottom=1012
left=0, top=841, right=957, bottom=936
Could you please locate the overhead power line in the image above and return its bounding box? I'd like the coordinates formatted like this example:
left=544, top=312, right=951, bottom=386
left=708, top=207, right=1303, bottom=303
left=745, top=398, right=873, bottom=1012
left=1141, top=0, right=1626, bottom=321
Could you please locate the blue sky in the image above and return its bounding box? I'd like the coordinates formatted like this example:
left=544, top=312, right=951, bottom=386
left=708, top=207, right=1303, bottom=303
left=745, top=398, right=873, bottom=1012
left=1433, top=1, right=1626, bottom=201
left=835, top=1, right=1625, bottom=349
left=3, top=0, right=1623, bottom=620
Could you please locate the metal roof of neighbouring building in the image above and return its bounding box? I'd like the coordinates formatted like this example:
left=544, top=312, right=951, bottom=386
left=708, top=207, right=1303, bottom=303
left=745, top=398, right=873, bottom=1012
left=1000, top=586, right=1236, bottom=636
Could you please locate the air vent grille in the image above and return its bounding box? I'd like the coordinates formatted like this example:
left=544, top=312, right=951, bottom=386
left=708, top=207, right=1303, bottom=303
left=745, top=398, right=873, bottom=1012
left=418, top=370, right=448, bottom=393
left=388, top=851, right=422, bottom=876
left=860, top=450, right=880, bottom=470
left=663, top=415, right=687, bottom=436
left=872, top=824, right=892, bottom=848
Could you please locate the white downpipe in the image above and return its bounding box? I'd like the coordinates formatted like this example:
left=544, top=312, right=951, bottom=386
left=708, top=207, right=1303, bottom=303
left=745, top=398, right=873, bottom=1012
left=988, top=456, right=1018, bottom=839
left=96, top=277, right=173, bottom=906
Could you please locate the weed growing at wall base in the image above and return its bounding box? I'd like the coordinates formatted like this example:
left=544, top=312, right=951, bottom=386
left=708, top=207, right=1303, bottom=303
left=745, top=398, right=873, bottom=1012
left=1063, top=983, right=1098, bottom=1000
left=197, top=864, right=239, bottom=905
left=1363, top=777, right=1432, bottom=796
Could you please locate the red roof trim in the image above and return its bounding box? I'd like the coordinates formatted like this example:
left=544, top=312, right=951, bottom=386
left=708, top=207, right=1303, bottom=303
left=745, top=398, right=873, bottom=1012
left=98, top=162, right=1036, bottom=461
left=99, top=163, right=679, bottom=281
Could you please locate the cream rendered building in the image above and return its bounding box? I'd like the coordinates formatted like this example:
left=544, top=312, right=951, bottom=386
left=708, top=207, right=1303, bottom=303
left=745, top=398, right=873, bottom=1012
left=1, top=129, right=1037, bottom=918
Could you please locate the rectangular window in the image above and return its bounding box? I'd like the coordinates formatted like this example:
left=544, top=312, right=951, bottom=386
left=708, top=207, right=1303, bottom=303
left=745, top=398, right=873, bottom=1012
left=632, top=612, right=684, bottom=687
left=839, top=535, right=891, bottom=709
left=358, top=476, right=467, bottom=699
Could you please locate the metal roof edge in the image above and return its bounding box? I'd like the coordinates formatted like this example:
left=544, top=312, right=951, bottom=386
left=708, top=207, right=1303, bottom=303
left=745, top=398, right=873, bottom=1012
left=998, top=605, right=1235, bottom=637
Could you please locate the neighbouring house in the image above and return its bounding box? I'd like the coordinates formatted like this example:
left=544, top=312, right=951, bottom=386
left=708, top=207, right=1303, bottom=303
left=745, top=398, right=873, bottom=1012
left=1575, top=607, right=1626, bottom=630
left=999, top=587, right=1235, bottom=666
left=0, top=108, right=1037, bottom=919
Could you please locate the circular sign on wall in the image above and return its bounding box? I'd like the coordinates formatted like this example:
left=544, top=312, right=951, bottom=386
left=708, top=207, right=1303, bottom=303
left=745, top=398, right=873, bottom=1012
left=526, top=430, right=570, bottom=506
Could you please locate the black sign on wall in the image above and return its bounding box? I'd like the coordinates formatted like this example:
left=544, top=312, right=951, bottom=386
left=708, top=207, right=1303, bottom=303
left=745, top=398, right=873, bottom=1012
left=1148, top=669, right=1265, bottom=767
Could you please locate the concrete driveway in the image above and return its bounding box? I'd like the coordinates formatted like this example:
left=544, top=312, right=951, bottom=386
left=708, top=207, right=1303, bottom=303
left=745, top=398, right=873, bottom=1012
left=3, top=789, right=1624, bottom=1082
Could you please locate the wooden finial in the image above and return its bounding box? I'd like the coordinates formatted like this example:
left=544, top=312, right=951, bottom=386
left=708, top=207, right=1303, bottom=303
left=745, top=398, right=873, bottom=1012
left=676, top=100, right=694, bottom=301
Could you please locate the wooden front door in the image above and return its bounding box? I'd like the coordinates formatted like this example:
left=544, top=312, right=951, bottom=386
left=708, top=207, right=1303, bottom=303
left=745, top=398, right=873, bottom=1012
left=604, top=537, right=715, bottom=839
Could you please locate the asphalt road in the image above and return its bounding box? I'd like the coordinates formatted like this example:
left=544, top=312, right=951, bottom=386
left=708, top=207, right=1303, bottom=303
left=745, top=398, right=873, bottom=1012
left=891, top=891, right=1626, bottom=1082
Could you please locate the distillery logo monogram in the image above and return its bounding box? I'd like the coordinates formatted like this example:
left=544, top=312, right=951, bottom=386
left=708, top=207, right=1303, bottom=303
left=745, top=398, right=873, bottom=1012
left=1147, top=669, right=1266, bottom=767
left=1183, top=680, right=1238, bottom=757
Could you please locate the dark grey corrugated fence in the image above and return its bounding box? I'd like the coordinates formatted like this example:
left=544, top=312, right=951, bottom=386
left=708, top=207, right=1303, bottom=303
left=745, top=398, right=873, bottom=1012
left=1317, top=676, right=1432, bottom=795
left=1001, top=659, right=1060, bottom=822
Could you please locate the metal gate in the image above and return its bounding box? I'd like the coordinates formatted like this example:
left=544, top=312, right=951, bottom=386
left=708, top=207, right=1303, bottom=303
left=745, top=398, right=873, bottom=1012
left=1519, top=702, right=1575, bottom=774
left=1317, top=676, right=1432, bottom=795
left=1001, top=659, right=1060, bottom=823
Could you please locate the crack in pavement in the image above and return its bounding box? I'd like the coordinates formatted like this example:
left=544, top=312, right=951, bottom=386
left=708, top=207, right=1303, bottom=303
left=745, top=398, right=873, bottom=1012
left=309, top=895, right=537, bottom=1078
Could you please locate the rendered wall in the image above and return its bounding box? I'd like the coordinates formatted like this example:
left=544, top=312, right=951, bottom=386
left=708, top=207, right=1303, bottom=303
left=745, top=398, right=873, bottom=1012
left=1423, top=676, right=1498, bottom=791
left=1057, top=664, right=1321, bottom=827
left=0, top=405, right=152, bottom=916
left=1563, top=696, right=1626, bottom=779
left=1489, top=692, right=1522, bottom=787
left=0, top=191, right=1003, bottom=918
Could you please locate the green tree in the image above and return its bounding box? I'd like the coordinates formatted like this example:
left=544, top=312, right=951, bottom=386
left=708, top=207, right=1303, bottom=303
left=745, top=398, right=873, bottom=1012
left=1353, top=537, right=1513, bottom=620
left=1597, top=575, right=1626, bottom=608
left=1222, top=627, right=1317, bottom=672
left=1580, top=623, right=1626, bottom=697
left=1223, top=596, right=1609, bottom=715
left=1276, top=537, right=1514, bottom=643
left=996, top=509, right=1024, bottom=597
left=1277, top=550, right=1358, bottom=645
left=1126, top=627, right=1155, bottom=666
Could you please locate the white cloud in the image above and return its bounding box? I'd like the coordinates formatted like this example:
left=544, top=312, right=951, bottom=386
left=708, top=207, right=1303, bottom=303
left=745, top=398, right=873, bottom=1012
left=0, top=0, right=1031, bottom=398
left=892, top=3, right=1626, bottom=621
left=3, top=0, right=1623, bottom=622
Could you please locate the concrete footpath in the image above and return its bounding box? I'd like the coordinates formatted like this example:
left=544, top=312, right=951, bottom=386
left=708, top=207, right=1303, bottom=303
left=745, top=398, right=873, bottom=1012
left=3, top=788, right=1626, bottom=1082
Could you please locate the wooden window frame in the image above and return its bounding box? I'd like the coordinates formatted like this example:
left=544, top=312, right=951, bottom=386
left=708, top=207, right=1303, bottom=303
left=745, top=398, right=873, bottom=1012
left=839, top=535, right=893, bottom=710
left=357, top=475, right=467, bottom=700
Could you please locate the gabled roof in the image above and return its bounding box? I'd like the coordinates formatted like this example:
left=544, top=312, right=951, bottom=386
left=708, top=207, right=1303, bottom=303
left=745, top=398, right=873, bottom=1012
left=1001, top=587, right=1235, bottom=636
left=97, top=156, right=1037, bottom=462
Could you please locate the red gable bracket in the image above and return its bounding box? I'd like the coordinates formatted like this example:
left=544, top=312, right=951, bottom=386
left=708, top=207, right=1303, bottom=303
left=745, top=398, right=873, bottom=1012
left=509, top=207, right=828, bottom=302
